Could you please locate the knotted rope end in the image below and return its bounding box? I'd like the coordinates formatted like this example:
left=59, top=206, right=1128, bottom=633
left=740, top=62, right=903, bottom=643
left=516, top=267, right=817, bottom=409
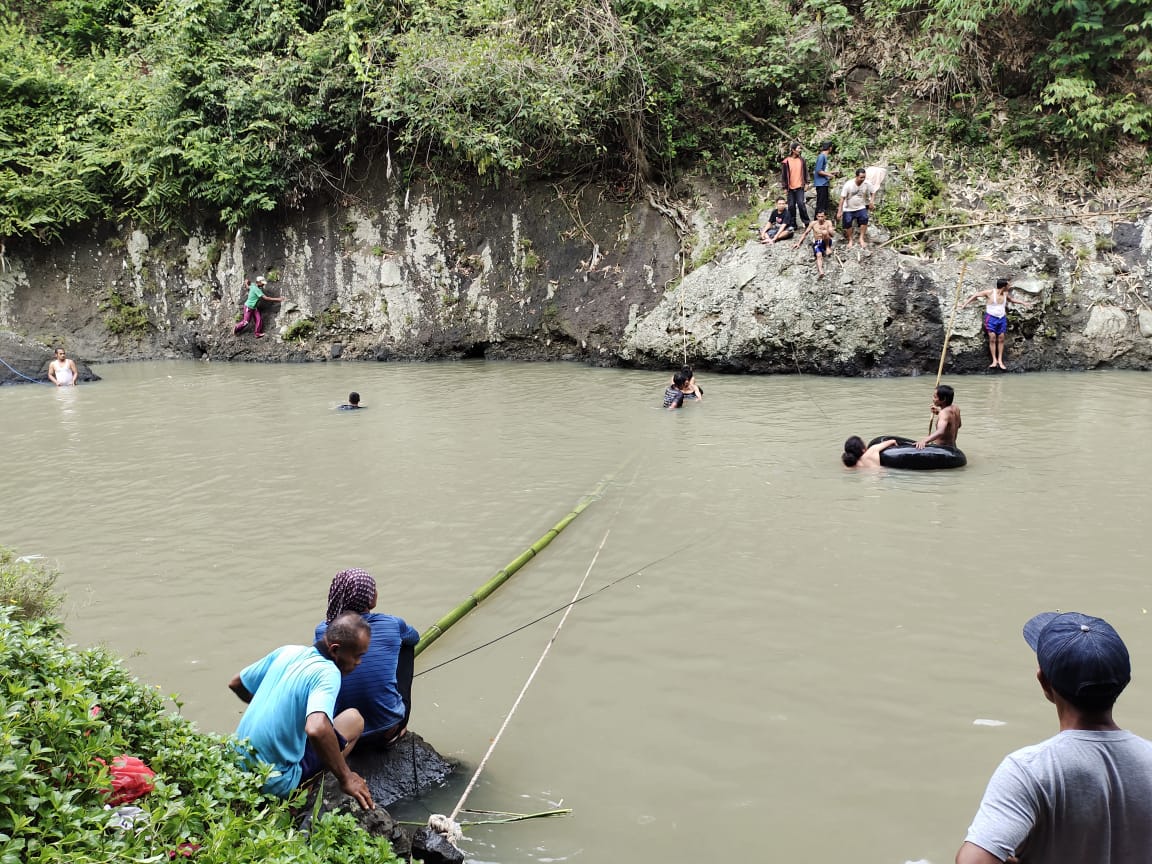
left=427, top=812, right=464, bottom=847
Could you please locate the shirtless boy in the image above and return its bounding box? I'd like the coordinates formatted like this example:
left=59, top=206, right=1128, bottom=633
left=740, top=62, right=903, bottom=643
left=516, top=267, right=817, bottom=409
left=792, top=210, right=836, bottom=278
left=915, top=385, right=961, bottom=449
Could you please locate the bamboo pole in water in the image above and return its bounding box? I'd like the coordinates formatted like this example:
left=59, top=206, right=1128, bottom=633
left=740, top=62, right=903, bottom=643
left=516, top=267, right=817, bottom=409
left=414, top=478, right=609, bottom=657
left=928, top=257, right=972, bottom=434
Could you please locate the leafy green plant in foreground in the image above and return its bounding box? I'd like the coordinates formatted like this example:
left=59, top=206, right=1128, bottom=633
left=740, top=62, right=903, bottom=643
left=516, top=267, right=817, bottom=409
left=0, top=547, right=61, bottom=621
left=0, top=609, right=400, bottom=864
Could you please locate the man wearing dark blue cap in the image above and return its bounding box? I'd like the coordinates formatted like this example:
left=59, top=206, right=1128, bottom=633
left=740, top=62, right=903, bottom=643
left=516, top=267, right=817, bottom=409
left=957, top=612, right=1152, bottom=864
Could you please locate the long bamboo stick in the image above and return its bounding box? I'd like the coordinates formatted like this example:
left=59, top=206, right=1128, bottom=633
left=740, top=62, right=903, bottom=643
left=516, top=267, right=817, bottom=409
left=881, top=207, right=1149, bottom=249
left=928, top=258, right=971, bottom=433
left=414, top=478, right=609, bottom=657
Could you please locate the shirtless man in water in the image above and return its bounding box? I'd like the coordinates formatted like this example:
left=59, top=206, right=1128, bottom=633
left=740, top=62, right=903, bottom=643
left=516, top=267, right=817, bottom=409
left=915, top=384, right=960, bottom=449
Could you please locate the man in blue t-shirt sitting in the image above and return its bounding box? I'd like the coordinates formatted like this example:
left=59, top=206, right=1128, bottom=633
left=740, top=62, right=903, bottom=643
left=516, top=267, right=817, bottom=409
left=229, top=612, right=374, bottom=809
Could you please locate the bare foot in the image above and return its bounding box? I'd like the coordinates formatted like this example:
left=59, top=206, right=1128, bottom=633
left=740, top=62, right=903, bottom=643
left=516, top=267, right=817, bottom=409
left=988, top=362, right=998, bottom=368
left=998, top=361, right=1007, bottom=370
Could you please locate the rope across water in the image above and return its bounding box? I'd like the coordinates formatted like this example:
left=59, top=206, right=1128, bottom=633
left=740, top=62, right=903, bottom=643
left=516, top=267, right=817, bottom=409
left=425, top=527, right=615, bottom=844
left=0, top=354, right=49, bottom=384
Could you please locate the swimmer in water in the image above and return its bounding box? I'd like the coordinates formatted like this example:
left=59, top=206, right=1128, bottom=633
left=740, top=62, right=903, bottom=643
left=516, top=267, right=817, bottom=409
left=338, top=392, right=363, bottom=410
left=663, top=372, right=691, bottom=410
left=674, top=365, right=703, bottom=401
left=48, top=348, right=78, bottom=387
left=842, top=436, right=899, bottom=468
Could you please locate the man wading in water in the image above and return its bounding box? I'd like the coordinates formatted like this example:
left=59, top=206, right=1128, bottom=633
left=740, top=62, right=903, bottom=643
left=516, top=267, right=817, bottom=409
left=48, top=348, right=78, bottom=387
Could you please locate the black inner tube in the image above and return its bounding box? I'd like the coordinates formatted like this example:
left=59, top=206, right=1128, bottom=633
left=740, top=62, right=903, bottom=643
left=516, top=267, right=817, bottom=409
left=868, top=436, right=967, bottom=470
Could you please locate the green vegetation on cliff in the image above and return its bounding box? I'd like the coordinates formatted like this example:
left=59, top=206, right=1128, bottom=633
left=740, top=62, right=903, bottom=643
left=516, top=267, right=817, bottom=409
left=1, top=0, right=1150, bottom=240
left=0, top=550, right=399, bottom=864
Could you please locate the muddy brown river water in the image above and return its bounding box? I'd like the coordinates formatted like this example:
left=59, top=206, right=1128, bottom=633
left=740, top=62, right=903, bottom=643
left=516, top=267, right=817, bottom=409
left=3, top=361, right=1151, bottom=864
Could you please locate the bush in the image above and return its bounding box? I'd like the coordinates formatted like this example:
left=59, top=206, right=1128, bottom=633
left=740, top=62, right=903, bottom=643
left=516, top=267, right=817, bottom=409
left=101, top=292, right=151, bottom=337
left=0, top=608, right=401, bottom=864
left=283, top=318, right=317, bottom=341
left=0, top=547, right=62, bottom=620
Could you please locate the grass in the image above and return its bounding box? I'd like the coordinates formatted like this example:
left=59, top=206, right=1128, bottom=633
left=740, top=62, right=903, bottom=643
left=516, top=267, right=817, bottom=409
left=283, top=318, right=317, bottom=341
left=0, top=546, right=62, bottom=621
left=102, top=293, right=151, bottom=337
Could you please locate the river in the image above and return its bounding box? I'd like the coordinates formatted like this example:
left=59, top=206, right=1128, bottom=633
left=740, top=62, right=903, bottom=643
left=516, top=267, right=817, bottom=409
left=2, top=361, right=1151, bottom=864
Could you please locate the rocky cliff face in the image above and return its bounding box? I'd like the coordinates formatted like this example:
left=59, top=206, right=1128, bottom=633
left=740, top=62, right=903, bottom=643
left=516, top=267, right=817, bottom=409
left=1, top=170, right=1150, bottom=378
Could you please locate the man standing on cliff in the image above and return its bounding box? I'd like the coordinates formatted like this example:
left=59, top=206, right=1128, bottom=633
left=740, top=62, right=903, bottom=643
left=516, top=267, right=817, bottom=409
left=961, top=278, right=1035, bottom=370
left=780, top=142, right=810, bottom=231
left=837, top=168, right=876, bottom=249
left=813, top=141, right=836, bottom=219
left=956, top=611, right=1152, bottom=864
left=229, top=611, right=374, bottom=809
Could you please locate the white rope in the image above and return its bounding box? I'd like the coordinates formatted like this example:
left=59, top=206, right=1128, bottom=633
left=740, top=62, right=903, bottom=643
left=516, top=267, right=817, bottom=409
left=427, top=812, right=464, bottom=845
left=678, top=251, right=688, bottom=367
left=427, top=527, right=613, bottom=845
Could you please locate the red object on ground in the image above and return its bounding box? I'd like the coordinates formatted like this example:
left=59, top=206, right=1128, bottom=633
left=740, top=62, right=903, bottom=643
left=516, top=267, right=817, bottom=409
left=96, top=755, right=156, bottom=805
left=169, top=842, right=202, bottom=859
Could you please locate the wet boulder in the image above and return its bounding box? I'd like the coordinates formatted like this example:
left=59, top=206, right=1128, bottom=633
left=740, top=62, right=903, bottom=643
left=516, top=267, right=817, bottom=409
left=346, top=731, right=455, bottom=809
left=412, top=824, right=467, bottom=864
left=317, top=732, right=455, bottom=857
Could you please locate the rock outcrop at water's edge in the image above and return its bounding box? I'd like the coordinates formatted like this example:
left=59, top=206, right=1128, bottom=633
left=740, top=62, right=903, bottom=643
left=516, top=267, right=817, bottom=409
left=1, top=168, right=1150, bottom=377
left=316, top=732, right=463, bottom=864
left=0, top=331, right=100, bottom=385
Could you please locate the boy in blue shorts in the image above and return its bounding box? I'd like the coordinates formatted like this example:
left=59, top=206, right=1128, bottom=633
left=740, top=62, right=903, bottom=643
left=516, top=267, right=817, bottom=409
left=961, top=277, right=1035, bottom=369
left=792, top=210, right=836, bottom=279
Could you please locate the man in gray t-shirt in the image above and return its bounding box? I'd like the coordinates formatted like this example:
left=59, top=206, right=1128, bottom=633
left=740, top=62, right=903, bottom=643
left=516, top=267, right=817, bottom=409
left=957, top=612, right=1152, bottom=864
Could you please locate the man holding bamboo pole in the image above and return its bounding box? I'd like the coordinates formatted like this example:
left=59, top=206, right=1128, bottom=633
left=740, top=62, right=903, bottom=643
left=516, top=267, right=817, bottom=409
left=915, top=385, right=961, bottom=449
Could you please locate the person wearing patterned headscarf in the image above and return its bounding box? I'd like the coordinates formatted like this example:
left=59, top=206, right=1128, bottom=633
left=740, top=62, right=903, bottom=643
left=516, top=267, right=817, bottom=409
left=325, top=567, right=377, bottom=623
left=315, top=568, right=420, bottom=746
